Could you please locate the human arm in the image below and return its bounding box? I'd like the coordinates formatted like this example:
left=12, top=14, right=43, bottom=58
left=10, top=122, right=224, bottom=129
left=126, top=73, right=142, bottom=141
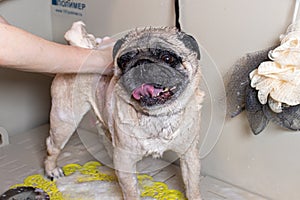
left=0, top=17, right=114, bottom=74
left=0, top=16, right=9, bottom=24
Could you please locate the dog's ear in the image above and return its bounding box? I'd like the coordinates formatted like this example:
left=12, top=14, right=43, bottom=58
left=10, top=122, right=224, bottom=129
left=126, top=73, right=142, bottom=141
left=113, top=38, right=126, bottom=60
left=179, top=33, right=201, bottom=60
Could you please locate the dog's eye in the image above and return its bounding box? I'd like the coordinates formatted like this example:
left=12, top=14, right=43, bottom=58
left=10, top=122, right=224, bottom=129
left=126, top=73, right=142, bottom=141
left=161, top=53, right=174, bottom=64
left=160, top=51, right=180, bottom=67
left=117, top=56, right=130, bottom=70
left=117, top=51, right=138, bottom=70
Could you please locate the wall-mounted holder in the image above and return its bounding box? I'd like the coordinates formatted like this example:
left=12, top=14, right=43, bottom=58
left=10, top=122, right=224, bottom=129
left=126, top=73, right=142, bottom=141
left=0, top=127, right=9, bottom=147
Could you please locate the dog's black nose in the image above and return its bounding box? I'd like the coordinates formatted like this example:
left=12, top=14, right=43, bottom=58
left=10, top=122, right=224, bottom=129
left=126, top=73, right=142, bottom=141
left=132, top=59, right=154, bottom=68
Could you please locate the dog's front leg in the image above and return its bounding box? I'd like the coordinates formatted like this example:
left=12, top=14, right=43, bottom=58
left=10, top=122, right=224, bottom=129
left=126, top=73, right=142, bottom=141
left=113, top=148, right=142, bottom=200
left=180, top=139, right=202, bottom=200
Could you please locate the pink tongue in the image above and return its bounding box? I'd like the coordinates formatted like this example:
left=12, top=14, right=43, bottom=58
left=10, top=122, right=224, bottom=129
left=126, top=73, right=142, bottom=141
left=132, top=84, right=163, bottom=100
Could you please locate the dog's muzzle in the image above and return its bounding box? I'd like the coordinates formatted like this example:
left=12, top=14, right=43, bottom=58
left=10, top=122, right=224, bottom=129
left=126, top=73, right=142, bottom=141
left=132, top=83, right=176, bottom=106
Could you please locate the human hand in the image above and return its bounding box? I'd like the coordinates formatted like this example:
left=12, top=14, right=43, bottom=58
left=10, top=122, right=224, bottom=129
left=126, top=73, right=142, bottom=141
left=64, top=21, right=116, bottom=74
left=87, top=38, right=115, bottom=75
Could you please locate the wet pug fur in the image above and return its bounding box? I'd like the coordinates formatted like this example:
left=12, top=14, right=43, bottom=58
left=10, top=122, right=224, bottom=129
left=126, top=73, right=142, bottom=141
left=45, top=27, right=204, bottom=200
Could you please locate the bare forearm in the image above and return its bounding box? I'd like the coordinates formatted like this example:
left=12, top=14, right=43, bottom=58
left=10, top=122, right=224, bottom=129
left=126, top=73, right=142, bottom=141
left=0, top=23, right=113, bottom=74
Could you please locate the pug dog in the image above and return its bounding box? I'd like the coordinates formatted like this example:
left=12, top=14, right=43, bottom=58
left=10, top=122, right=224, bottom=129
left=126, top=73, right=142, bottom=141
left=44, top=24, right=204, bottom=200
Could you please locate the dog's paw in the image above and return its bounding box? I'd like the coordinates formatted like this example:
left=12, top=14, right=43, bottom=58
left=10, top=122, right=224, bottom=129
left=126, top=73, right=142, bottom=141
left=46, top=167, right=65, bottom=181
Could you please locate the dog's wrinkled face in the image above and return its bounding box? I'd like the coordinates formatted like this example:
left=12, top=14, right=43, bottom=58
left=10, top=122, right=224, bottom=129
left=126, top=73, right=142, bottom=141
left=113, top=28, right=200, bottom=107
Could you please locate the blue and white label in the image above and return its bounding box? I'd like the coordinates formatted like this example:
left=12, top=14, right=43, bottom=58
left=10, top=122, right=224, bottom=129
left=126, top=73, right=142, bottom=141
left=52, top=0, right=86, bottom=17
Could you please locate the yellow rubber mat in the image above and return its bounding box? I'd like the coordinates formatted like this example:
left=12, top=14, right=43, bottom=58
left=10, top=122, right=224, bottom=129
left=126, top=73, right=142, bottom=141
left=8, top=161, right=186, bottom=200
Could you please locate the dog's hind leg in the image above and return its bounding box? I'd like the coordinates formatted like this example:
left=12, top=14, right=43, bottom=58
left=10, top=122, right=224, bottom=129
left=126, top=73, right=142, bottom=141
left=44, top=117, right=79, bottom=179
left=44, top=75, right=91, bottom=179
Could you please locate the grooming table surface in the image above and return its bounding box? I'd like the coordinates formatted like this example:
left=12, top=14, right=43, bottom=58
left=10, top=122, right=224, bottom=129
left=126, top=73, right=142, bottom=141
left=0, top=125, right=267, bottom=199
